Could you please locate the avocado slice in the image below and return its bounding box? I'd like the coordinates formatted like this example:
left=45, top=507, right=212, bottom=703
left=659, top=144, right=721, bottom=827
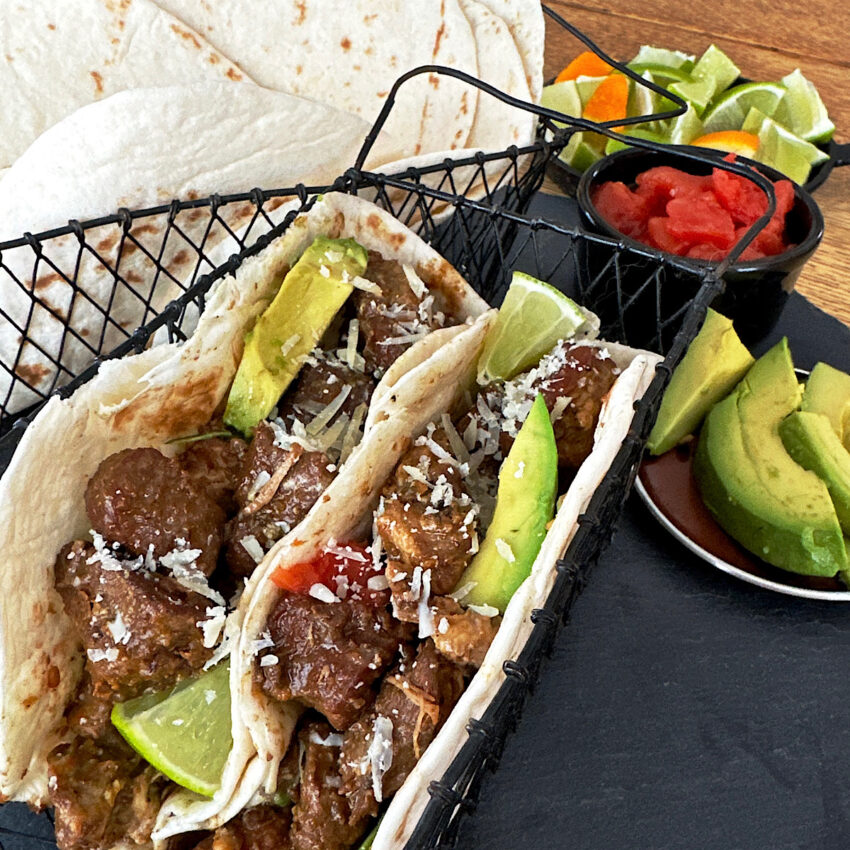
left=647, top=308, right=754, bottom=455
left=223, top=236, right=366, bottom=435
left=801, top=362, right=850, bottom=452
left=693, top=339, right=847, bottom=577
left=458, top=394, right=558, bottom=613
left=780, top=411, right=850, bottom=534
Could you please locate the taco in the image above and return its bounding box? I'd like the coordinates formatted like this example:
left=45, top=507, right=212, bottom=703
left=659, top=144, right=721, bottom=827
left=222, top=312, right=660, bottom=849
left=0, top=193, right=489, bottom=847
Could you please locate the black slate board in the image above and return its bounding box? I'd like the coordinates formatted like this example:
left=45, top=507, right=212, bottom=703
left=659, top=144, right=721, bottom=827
left=3, top=192, right=849, bottom=850
left=455, top=194, right=850, bottom=849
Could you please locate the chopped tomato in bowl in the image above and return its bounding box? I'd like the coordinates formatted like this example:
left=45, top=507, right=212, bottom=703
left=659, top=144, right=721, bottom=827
left=576, top=147, right=824, bottom=344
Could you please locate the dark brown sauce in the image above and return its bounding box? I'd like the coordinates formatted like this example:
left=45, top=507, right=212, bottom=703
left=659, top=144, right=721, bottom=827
left=639, top=438, right=846, bottom=593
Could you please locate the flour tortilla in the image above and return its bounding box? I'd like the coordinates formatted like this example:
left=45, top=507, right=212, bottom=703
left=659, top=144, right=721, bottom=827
left=152, top=0, right=480, bottom=160
left=0, top=0, right=253, bottom=168
left=232, top=319, right=660, bottom=847
left=0, top=193, right=487, bottom=820
left=0, top=83, right=401, bottom=417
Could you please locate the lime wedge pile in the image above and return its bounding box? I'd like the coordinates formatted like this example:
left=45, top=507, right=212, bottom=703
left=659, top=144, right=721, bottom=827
left=543, top=43, right=835, bottom=185
left=111, top=661, right=233, bottom=797
left=477, top=271, right=596, bottom=385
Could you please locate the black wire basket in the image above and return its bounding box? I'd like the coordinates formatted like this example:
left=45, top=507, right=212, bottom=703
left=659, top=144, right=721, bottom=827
left=0, top=9, right=777, bottom=850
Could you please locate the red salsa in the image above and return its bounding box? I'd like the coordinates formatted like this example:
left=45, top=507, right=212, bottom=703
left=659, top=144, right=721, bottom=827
left=591, top=155, right=796, bottom=262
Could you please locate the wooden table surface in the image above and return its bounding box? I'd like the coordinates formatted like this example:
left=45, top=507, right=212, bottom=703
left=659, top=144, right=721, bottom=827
left=543, top=1, right=850, bottom=326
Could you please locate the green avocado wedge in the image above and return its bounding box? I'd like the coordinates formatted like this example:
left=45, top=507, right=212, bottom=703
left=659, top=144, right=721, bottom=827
left=458, top=394, right=558, bottom=613
left=223, top=236, right=367, bottom=435
left=801, top=362, right=850, bottom=451
left=647, top=308, right=754, bottom=455
left=693, top=339, right=847, bottom=577
left=780, top=411, right=850, bottom=534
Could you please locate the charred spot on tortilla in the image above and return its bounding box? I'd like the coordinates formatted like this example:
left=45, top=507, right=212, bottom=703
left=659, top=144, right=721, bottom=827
left=89, top=70, right=103, bottom=95
left=14, top=362, right=51, bottom=386
left=33, top=272, right=63, bottom=292
left=170, top=23, right=202, bottom=51
left=225, top=67, right=242, bottom=82
left=95, top=233, right=118, bottom=253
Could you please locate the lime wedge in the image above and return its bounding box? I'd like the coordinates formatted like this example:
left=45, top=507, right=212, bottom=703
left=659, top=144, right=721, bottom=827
left=477, top=272, right=595, bottom=384
left=701, top=81, right=786, bottom=134
left=746, top=112, right=830, bottom=183
left=557, top=132, right=603, bottom=171
left=665, top=103, right=705, bottom=144
left=627, top=63, right=696, bottom=86
left=775, top=69, right=835, bottom=143
left=111, top=661, right=233, bottom=797
left=669, top=45, right=740, bottom=115
left=741, top=106, right=770, bottom=134
left=541, top=80, right=582, bottom=127
left=693, top=45, right=740, bottom=92
left=605, top=127, right=669, bottom=156
left=631, top=45, right=695, bottom=72
left=628, top=71, right=659, bottom=121
left=574, top=74, right=608, bottom=104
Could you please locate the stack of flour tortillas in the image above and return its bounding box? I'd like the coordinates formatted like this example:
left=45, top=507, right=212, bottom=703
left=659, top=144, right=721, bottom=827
left=0, top=0, right=544, bottom=415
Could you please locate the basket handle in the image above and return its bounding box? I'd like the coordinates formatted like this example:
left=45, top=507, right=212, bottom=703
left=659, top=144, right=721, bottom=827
left=352, top=7, right=776, bottom=275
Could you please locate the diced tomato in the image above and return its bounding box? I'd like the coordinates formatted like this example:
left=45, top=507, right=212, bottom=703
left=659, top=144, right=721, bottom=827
left=712, top=166, right=768, bottom=226
left=593, top=158, right=796, bottom=261
left=665, top=194, right=736, bottom=249
left=646, top=216, right=691, bottom=255
left=591, top=180, right=650, bottom=240
left=635, top=166, right=711, bottom=212
left=271, top=541, right=389, bottom=606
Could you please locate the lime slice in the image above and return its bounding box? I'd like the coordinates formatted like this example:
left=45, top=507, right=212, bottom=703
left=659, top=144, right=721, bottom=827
left=631, top=45, right=695, bottom=72
left=477, top=272, right=595, bottom=384
left=541, top=80, right=582, bottom=127
left=701, top=81, right=786, bottom=134
left=741, top=106, right=770, bottom=134
left=775, top=69, right=835, bottom=143
left=111, top=661, right=233, bottom=797
left=668, top=76, right=717, bottom=116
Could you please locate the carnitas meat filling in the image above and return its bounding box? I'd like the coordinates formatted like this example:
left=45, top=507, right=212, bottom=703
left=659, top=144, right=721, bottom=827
left=45, top=247, right=462, bottom=850
left=243, top=340, right=618, bottom=849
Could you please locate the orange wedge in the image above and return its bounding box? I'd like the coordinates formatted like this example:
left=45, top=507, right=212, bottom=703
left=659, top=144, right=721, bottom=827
left=555, top=51, right=613, bottom=83
left=582, top=74, right=629, bottom=126
left=691, top=130, right=760, bottom=157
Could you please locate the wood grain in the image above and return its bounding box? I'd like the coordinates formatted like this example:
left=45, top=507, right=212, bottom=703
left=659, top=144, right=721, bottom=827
left=542, top=1, right=850, bottom=326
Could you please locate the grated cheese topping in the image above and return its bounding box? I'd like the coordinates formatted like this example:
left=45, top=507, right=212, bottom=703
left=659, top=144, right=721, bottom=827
left=351, top=275, right=383, bottom=296
left=87, top=647, right=119, bottom=663
left=106, top=611, right=130, bottom=646
left=368, top=715, right=394, bottom=803
left=417, top=568, right=434, bottom=639
left=260, top=654, right=279, bottom=668
left=468, top=603, right=500, bottom=618
left=402, top=264, right=427, bottom=298
left=197, top=606, right=227, bottom=649
left=309, top=583, right=340, bottom=604
left=240, top=535, right=265, bottom=565
left=495, top=538, right=516, bottom=563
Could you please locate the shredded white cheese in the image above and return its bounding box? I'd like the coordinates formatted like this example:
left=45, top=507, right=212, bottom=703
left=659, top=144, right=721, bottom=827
left=514, top=461, right=525, bottom=479
left=450, top=582, right=478, bottom=603
left=345, top=319, right=360, bottom=370
left=367, top=575, right=389, bottom=591
left=351, top=275, right=383, bottom=296
left=204, top=689, right=217, bottom=705
left=106, top=611, right=130, bottom=646
left=418, top=568, right=434, bottom=639
left=240, top=535, right=265, bottom=565
left=309, top=583, right=340, bottom=604
left=438, top=617, right=450, bottom=635
left=468, top=603, right=500, bottom=618
left=251, top=631, right=275, bottom=655
left=280, top=334, right=301, bottom=357
left=402, top=264, right=427, bottom=298
left=550, top=395, right=571, bottom=423
left=368, top=716, right=394, bottom=802
left=441, top=414, right=470, bottom=464
left=339, top=402, right=367, bottom=465
left=87, top=647, right=119, bottom=663
left=307, top=385, right=352, bottom=437
left=310, top=730, right=345, bottom=747
left=319, top=264, right=331, bottom=278
left=495, top=538, right=516, bottom=563
left=197, top=606, right=227, bottom=649
left=260, top=654, right=280, bottom=668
